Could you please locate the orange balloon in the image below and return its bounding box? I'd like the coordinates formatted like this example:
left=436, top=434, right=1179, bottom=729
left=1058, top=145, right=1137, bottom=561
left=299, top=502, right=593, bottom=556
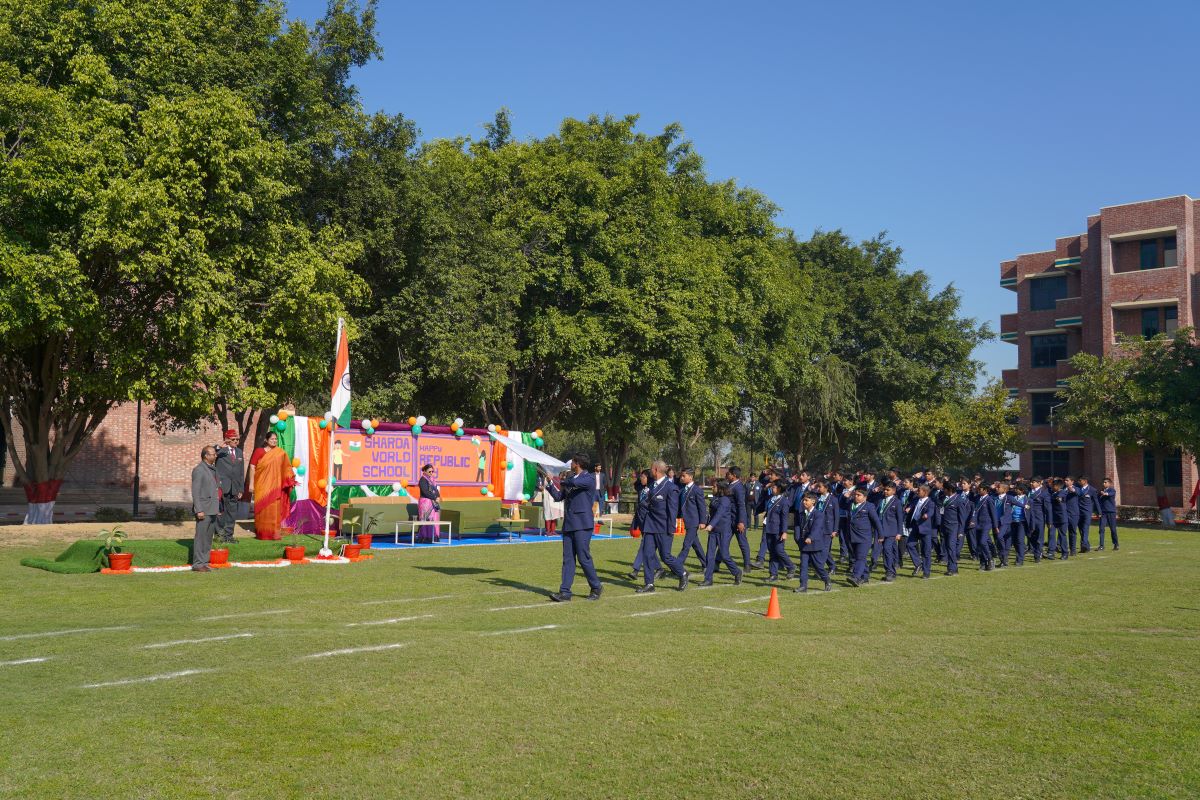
left=278, top=410, right=290, bottom=421
left=534, top=429, right=543, bottom=438
left=291, top=457, right=301, bottom=468
left=317, top=478, right=327, bottom=489
left=407, top=416, right=417, bottom=426
left=487, top=483, right=494, bottom=491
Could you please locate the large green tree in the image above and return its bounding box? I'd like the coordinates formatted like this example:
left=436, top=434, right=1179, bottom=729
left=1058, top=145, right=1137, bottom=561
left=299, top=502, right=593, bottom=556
left=0, top=0, right=368, bottom=520
left=891, top=382, right=1025, bottom=473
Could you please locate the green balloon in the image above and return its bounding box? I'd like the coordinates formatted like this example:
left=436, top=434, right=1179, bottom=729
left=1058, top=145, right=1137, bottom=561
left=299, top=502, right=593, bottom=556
left=275, top=421, right=286, bottom=432
left=479, top=487, right=487, bottom=495
left=506, top=461, right=514, bottom=470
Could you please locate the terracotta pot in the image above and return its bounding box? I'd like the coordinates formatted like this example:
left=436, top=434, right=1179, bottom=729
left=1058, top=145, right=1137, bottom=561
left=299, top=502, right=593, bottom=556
left=284, top=545, right=306, bottom=562
left=107, top=552, right=133, bottom=570
left=210, top=548, right=229, bottom=566
left=356, top=534, right=373, bottom=549
left=343, top=543, right=362, bottom=559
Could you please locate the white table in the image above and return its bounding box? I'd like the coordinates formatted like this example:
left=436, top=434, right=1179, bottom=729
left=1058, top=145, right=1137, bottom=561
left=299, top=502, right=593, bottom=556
left=594, top=516, right=616, bottom=538
left=394, top=520, right=453, bottom=546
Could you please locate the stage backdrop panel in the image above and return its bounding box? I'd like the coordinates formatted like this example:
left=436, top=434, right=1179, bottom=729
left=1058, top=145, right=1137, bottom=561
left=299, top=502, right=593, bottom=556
left=332, top=430, right=493, bottom=497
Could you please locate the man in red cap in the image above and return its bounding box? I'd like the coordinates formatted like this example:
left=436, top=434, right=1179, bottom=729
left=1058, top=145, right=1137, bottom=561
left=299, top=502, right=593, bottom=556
left=214, top=429, right=246, bottom=544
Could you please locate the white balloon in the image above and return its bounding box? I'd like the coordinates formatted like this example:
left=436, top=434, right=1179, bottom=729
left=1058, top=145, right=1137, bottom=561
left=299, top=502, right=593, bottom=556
left=324, top=411, right=334, bottom=422
left=454, top=417, right=464, bottom=427
left=392, top=482, right=402, bottom=492
left=487, top=424, right=496, bottom=432
left=269, top=414, right=279, bottom=425
left=416, top=415, right=427, bottom=426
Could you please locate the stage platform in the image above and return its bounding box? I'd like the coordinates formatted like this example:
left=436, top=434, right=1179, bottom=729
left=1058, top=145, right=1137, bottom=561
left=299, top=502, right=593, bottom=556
left=369, top=530, right=630, bottom=549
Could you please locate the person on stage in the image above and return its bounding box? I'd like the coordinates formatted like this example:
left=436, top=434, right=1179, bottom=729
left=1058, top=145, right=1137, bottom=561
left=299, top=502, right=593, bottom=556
left=417, top=464, right=442, bottom=543
left=545, top=455, right=602, bottom=602
left=249, top=430, right=295, bottom=540
left=214, top=429, right=245, bottom=545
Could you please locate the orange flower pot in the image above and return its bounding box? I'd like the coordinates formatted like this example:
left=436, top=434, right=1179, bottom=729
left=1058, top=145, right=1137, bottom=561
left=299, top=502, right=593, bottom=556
left=284, top=546, right=306, bottom=562
left=210, top=548, right=229, bottom=566
left=356, top=534, right=373, bottom=550
left=343, top=544, right=362, bottom=559
left=107, top=552, right=133, bottom=570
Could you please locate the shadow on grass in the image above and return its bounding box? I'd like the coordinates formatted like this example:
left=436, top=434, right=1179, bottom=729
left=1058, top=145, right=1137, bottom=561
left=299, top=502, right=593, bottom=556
left=414, top=566, right=498, bottom=576
left=481, top=577, right=553, bottom=597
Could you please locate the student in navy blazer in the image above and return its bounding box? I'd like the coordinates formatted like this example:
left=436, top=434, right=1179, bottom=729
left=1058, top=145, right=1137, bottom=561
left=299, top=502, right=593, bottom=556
left=937, top=483, right=967, bottom=575
left=794, top=492, right=832, bottom=593
left=628, top=470, right=660, bottom=580
left=814, top=481, right=839, bottom=574
left=982, top=483, right=1017, bottom=568
left=760, top=480, right=796, bottom=580
left=1025, top=478, right=1046, bottom=561
left=1049, top=478, right=1070, bottom=559
left=674, top=468, right=708, bottom=569
left=905, top=484, right=936, bottom=578
left=1097, top=478, right=1118, bottom=550
left=635, top=460, right=688, bottom=593
left=1062, top=477, right=1080, bottom=555
left=700, top=480, right=743, bottom=585
left=873, top=482, right=904, bottom=581
left=545, top=455, right=602, bottom=602
left=726, top=467, right=752, bottom=570
left=845, top=487, right=881, bottom=585
left=1075, top=476, right=1097, bottom=552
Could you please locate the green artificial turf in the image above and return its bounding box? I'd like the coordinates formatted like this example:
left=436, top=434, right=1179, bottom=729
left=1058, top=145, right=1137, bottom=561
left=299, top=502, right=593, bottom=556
left=21, top=537, right=328, bottom=574
left=0, top=526, right=1196, bottom=799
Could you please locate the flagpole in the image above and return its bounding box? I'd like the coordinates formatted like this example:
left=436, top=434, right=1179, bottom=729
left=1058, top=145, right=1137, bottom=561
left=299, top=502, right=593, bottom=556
left=320, top=317, right=344, bottom=557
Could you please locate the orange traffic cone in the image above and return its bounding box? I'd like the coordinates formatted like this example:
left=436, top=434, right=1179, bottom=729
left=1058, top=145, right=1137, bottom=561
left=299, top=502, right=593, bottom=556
left=764, top=587, right=782, bottom=620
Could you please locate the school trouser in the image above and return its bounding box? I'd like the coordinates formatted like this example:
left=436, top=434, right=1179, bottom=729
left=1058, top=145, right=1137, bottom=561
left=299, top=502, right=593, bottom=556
left=869, top=537, right=882, bottom=573
left=823, top=531, right=836, bottom=573
left=1006, top=521, right=1026, bottom=565
left=560, top=529, right=601, bottom=597
left=704, top=530, right=741, bottom=582
left=970, top=527, right=991, bottom=568
left=1066, top=517, right=1079, bottom=554
left=640, top=532, right=686, bottom=586
left=1042, top=521, right=1053, bottom=552
left=1026, top=521, right=1042, bottom=559
left=734, top=528, right=752, bottom=568
left=799, top=551, right=829, bottom=590
left=881, top=537, right=899, bottom=578
left=1050, top=523, right=1069, bottom=558
left=850, top=538, right=871, bottom=582
left=766, top=533, right=794, bottom=578
left=1098, top=513, right=1118, bottom=548
left=755, top=530, right=771, bottom=564
left=932, top=528, right=943, bottom=561
left=632, top=537, right=660, bottom=575
left=836, top=518, right=850, bottom=562
left=905, top=532, right=932, bottom=577
left=940, top=529, right=960, bottom=574
left=1077, top=513, right=1092, bottom=551
left=676, top=525, right=705, bottom=568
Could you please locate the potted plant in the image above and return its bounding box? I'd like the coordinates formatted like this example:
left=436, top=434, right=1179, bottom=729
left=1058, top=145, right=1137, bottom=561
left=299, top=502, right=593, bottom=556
left=102, top=525, right=132, bottom=570
left=282, top=525, right=305, bottom=562
left=209, top=539, right=230, bottom=567
left=356, top=511, right=382, bottom=550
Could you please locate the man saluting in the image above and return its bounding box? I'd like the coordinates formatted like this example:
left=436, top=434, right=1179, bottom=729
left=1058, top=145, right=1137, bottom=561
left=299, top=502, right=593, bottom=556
left=545, top=455, right=603, bottom=602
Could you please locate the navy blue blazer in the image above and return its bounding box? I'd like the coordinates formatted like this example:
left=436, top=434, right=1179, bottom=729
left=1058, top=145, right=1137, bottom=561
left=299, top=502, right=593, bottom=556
left=1063, top=486, right=1080, bottom=517
left=677, top=482, right=708, bottom=529
left=1051, top=489, right=1070, bottom=525
left=1098, top=487, right=1117, bottom=514
left=762, top=494, right=789, bottom=536
left=729, top=480, right=749, bottom=529
left=545, top=472, right=597, bottom=533
left=1025, top=487, right=1045, bottom=526
left=817, top=493, right=838, bottom=535
left=1077, top=484, right=1097, bottom=516
left=707, top=495, right=732, bottom=535
left=847, top=501, right=881, bottom=544
left=798, top=507, right=830, bottom=553
left=640, top=477, right=679, bottom=534
left=876, top=495, right=904, bottom=538
left=938, top=492, right=966, bottom=535
left=906, top=496, right=936, bottom=536
left=631, top=486, right=649, bottom=529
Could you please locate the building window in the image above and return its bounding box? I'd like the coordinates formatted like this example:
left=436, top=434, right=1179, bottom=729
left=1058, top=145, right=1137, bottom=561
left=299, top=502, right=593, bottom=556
left=1165, top=306, right=1178, bottom=335
left=1029, top=276, right=1068, bottom=311
left=1030, top=393, right=1062, bottom=426
left=1138, top=235, right=1177, bottom=270
left=1142, top=307, right=1161, bottom=338
left=1143, top=448, right=1183, bottom=488
left=1031, top=334, right=1068, bottom=367
left=1032, top=450, right=1071, bottom=477
left=1164, top=235, right=1177, bottom=267
left=1140, top=239, right=1158, bottom=269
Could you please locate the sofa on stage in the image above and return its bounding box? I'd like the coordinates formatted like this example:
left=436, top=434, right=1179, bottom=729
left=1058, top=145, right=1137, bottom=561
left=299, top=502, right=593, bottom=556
left=339, top=497, right=546, bottom=539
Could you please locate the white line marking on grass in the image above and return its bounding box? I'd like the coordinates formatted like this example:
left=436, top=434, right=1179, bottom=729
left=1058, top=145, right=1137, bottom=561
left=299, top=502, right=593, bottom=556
left=482, top=625, right=559, bottom=636
left=701, top=606, right=762, bottom=617
left=628, top=608, right=688, bottom=618
left=0, top=625, right=134, bottom=641
left=1095, top=556, right=1108, bottom=560
left=0, top=657, right=51, bottom=667
left=144, top=633, right=254, bottom=649
left=81, top=669, right=213, bottom=689
left=196, top=609, right=292, bottom=622
left=360, top=595, right=456, bottom=605
left=735, top=595, right=772, bottom=604
left=345, top=615, right=434, bottom=627
left=301, top=643, right=408, bottom=659
left=610, top=592, right=658, bottom=599
left=489, top=603, right=565, bottom=611
left=480, top=589, right=525, bottom=596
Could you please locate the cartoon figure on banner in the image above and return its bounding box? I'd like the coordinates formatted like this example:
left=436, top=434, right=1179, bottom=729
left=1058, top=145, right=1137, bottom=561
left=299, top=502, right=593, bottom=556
left=332, top=439, right=344, bottom=482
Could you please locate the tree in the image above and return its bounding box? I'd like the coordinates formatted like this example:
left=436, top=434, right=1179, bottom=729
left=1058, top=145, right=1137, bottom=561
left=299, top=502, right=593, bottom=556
left=891, top=382, right=1025, bottom=473
left=0, top=0, right=368, bottom=520
left=1059, top=330, right=1200, bottom=503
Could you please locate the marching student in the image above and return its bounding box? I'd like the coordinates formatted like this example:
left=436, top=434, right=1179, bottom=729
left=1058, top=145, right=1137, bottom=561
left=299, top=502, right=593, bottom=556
left=726, top=466, right=753, bottom=570
left=1063, top=476, right=1080, bottom=555
left=1050, top=478, right=1070, bottom=560
left=1097, top=477, right=1119, bottom=550
left=1008, top=483, right=1029, bottom=566
left=905, top=483, right=936, bottom=579
left=981, top=481, right=1015, bottom=568
left=627, top=469, right=661, bottom=581
left=675, top=468, right=707, bottom=570
left=815, top=480, right=839, bottom=575
left=1076, top=475, right=1097, bottom=553
left=545, top=455, right=603, bottom=603
left=837, top=476, right=856, bottom=567
left=897, top=477, right=915, bottom=569
left=700, top=480, right=743, bottom=586
left=761, top=480, right=796, bottom=582
left=929, top=479, right=946, bottom=564
left=751, top=468, right=779, bottom=569
left=937, top=480, right=967, bottom=576
left=795, top=491, right=832, bottom=593
left=846, top=487, right=881, bottom=586
left=1026, top=477, right=1046, bottom=562
left=964, top=479, right=987, bottom=566
left=874, top=481, right=904, bottom=581
left=635, top=460, right=689, bottom=593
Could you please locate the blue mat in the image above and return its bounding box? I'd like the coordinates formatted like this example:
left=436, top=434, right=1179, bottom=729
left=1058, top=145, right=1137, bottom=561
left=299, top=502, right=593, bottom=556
left=371, top=531, right=630, bottom=549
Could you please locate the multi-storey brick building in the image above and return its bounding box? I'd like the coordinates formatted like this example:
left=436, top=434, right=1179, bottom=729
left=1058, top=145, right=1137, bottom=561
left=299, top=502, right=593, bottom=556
left=1000, top=195, right=1198, bottom=509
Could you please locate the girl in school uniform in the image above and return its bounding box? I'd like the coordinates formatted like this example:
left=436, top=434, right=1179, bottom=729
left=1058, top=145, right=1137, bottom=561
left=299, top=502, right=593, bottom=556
left=700, top=480, right=743, bottom=586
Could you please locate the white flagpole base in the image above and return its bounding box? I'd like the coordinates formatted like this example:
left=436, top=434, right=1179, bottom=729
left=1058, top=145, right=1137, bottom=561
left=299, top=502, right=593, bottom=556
left=318, top=547, right=333, bottom=557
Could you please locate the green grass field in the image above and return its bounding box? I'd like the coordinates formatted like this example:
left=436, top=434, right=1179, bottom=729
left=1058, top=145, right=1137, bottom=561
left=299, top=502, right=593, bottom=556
left=1, top=527, right=1197, bottom=799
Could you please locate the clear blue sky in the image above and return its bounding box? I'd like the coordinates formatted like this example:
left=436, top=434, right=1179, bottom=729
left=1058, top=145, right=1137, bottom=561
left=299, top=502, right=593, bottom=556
left=286, top=0, right=1200, bottom=381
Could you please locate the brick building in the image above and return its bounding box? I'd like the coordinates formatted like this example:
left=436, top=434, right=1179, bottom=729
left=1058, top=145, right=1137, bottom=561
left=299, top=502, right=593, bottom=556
left=999, top=194, right=1198, bottom=509
left=3, top=403, right=254, bottom=504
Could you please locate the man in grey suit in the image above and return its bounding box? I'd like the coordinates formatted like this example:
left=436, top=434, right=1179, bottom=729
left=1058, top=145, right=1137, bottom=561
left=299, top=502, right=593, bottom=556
left=191, top=446, right=221, bottom=572
left=214, top=429, right=245, bottom=544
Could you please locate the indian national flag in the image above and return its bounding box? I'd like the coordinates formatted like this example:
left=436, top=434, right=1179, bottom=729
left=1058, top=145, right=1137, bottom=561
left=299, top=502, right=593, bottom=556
left=331, top=319, right=351, bottom=428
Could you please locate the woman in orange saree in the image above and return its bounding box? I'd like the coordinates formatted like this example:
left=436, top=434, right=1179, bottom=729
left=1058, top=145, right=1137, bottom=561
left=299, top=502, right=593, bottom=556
left=249, top=431, right=296, bottom=540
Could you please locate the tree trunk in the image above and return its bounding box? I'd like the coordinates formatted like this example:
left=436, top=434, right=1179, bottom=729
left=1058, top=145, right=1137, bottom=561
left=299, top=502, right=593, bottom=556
left=1153, top=444, right=1169, bottom=525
